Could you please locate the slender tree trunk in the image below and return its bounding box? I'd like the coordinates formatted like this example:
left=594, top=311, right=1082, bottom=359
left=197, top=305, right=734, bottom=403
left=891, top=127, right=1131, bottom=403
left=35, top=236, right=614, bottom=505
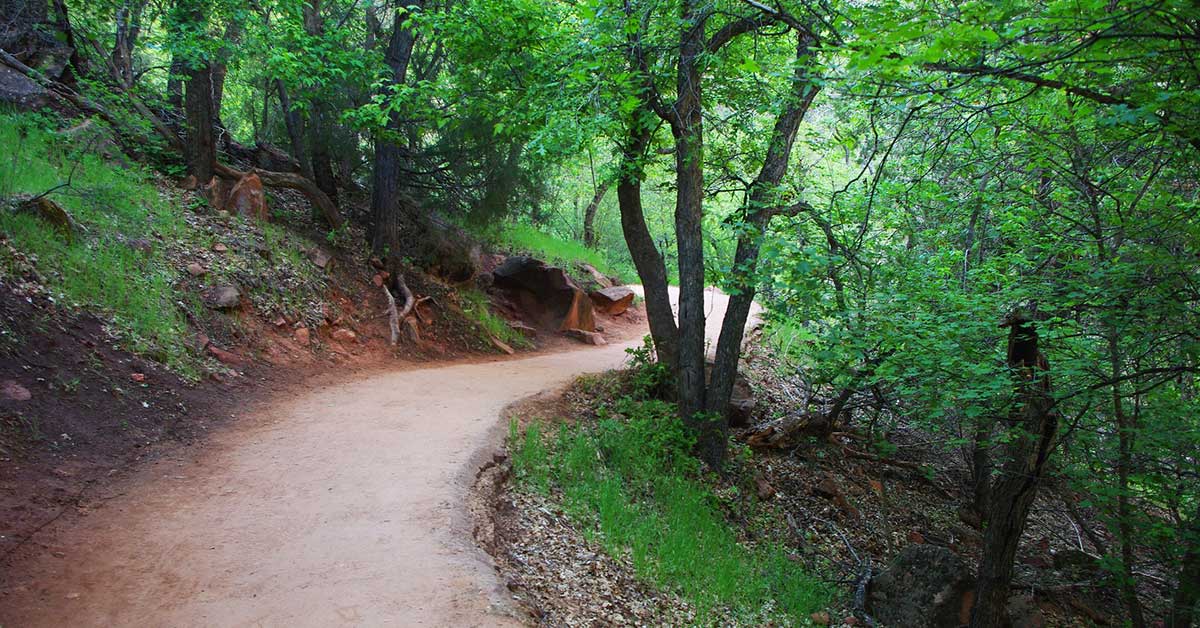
left=50, top=0, right=83, bottom=85
left=583, top=177, right=612, bottom=248
left=669, top=0, right=715, bottom=464
left=370, top=2, right=422, bottom=258
left=616, top=114, right=678, bottom=371
left=309, top=103, right=339, bottom=203
left=275, top=79, right=311, bottom=177
left=1110, top=331, right=1148, bottom=628
left=111, top=1, right=147, bottom=87
left=969, top=420, right=993, bottom=519
left=706, top=32, right=817, bottom=428
left=1168, top=504, right=1200, bottom=628
left=970, top=317, right=1058, bottom=628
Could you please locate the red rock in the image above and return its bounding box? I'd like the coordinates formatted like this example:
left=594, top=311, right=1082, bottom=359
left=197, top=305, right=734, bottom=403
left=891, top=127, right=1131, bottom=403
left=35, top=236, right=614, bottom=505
left=332, top=328, right=357, bottom=343
left=207, top=344, right=246, bottom=365
left=227, top=172, right=269, bottom=222
left=372, top=274, right=384, bottom=287
left=810, top=612, right=830, bottom=625
left=211, top=242, right=228, bottom=253
left=755, top=473, right=775, bottom=500
left=908, top=530, right=926, bottom=544
left=130, top=373, right=146, bottom=383
left=1, top=380, right=31, bottom=401
left=294, top=326, right=310, bottom=345
left=272, top=316, right=287, bottom=327
left=308, top=247, right=334, bottom=269
left=186, top=262, right=207, bottom=277
left=843, top=616, right=860, bottom=626
left=563, top=328, right=606, bottom=345
left=200, top=176, right=235, bottom=210
left=589, top=286, right=635, bottom=315
left=203, top=284, right=241, bottom=309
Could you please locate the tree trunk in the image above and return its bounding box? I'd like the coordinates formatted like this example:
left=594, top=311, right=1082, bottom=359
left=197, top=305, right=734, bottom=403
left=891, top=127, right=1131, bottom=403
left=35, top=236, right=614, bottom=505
left=275, top=79, right=311, bottom=178
left=309, top=103, right=339, bottom=204
left=111, top=1, right=147, bottom=88
left=616, top=114, right=678, bottom=372
left=370, top=2, right=422, bottom=258
left=969, top=420, right=993, bottom=520
left=183, top=14, right=216, bottom=184
left=670, top=0, right=714, bottom=464
left=970, top=317, right=1058, bottom=628
left=50, top=0, right=83, bottom=85
left=706, top=32, right=817, bottom=431
left=583, top=177, right=612, bottom=247
left=1168, top=504, right=1200, bottom=628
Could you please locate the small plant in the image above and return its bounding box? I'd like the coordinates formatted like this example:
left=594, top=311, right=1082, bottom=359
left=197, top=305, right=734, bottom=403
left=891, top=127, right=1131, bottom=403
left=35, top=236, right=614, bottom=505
left=509, top=396, right=830, bottom=623
left=624, top=335, right=670, bottom=399
left=460, top=289, right=531, bottom=350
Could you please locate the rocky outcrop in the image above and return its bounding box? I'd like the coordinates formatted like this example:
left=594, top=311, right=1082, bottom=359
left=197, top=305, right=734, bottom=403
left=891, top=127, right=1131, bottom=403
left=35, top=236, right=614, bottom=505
left=492, top=256, right=596, bottom=333
left=203, top=284, right=242, bottom=310
left=589, top=286, right=635, bottom=316
left=198, top=173, right=269, bottom=222
left=867, top=544, right=974, bottom=628
left=227, top=172, right=268, bottom=222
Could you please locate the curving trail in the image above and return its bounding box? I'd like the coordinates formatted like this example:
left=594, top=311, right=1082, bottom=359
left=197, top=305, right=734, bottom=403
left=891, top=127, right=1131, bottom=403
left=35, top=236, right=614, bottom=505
left=0, top=288, right=747, bottom=627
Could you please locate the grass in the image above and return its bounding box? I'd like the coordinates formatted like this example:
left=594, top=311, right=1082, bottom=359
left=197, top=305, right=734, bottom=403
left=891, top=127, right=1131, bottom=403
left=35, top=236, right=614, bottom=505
left=460, top=288, right=532, bottom=350
left=485, top=223, right=636, bottom=282
left=0, top=112, right=198, bottom=374
left=509, top=395, right=830, bottom=623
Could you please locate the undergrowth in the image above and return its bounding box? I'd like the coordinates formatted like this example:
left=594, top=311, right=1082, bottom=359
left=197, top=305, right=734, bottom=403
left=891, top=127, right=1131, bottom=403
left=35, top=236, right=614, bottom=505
left=483, top=223, right=635, bottom=282
left=509, top=342, right=830, bottom=624
left=460, top=288, right=531, bottom=350
left=0, top=111, right=198, bottom=375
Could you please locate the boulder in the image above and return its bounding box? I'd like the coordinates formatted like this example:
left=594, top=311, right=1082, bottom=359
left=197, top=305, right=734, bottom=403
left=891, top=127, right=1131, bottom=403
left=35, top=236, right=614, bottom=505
left=868, top=544, right=974, bottom=628
left=200, top=176, right=236, bottom=212
left=308, top=247, right=334, bottom=270
left=590, top=286, right=636, bottom=316
left=0, top=64, right=48, bottom=109
left=1, top=380, right=32, bottom=401
left=331, top=328, right=357, bottom=343
left=228, top=173, right=269, bottom=222
left=207, top=344, right=247, bottom=366
left=564, top=328, right=607, bottom=346
left=492, top=256, right=596, bottom=332
left=203, top=284, right=241, bottom=310
left=186, top=262, right=207, bottom=277
left=294, top=326, right=310, bottom=345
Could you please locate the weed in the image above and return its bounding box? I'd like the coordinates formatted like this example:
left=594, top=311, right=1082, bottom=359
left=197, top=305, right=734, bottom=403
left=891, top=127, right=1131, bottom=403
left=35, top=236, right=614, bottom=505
left=481, top=223, right=635, bottom=282
left=0, top=112, right=196, bottom=374
left=510, top=399, right=831, bottom=623
left=460, top=288, right=531, bottom=350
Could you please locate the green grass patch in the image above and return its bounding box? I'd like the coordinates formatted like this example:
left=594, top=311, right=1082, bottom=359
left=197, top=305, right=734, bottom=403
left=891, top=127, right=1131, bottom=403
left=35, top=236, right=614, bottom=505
left=460, top=288, right=532, bottom=350
left=0, top=111, right=196, bottom=375
left=509, top=397, right=830, bottom=623
left=483, top=223, right=635, bottom=282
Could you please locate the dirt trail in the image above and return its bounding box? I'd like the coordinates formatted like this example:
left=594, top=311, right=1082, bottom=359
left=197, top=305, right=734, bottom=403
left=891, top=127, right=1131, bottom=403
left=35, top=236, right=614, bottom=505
left=1, top=288, right=745, bottom=627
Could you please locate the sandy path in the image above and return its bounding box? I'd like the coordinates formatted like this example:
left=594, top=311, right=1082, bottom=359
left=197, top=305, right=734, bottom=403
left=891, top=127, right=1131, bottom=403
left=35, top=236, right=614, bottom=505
left=1, top=289, right=744, bottom=627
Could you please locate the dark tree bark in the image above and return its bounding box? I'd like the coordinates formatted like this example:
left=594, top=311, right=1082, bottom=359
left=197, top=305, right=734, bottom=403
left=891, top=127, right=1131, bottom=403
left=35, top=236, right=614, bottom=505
left=185, top=60, right=216, bottom=182
left=275, top=79, right=311, bottom=177
left=370, top=2, right=422, bottom=259
left=616, top=112, right=678, bottom=371
left=669, top=0, right=712, bottom=458
left=179, top=0, right=216, bottom=183
left=583, top=177, right=612, bottom=248
left=705, top=32, right=818, bottom=439
left=970, top=316, right=1058, bottom=628
left=49, top=0, right=83, bottom=85
left=302, top=0, right=338, bottom=203
left=1168, top=505, right=1200, bottom=628
left=111, top=0, right=148, bottom=87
